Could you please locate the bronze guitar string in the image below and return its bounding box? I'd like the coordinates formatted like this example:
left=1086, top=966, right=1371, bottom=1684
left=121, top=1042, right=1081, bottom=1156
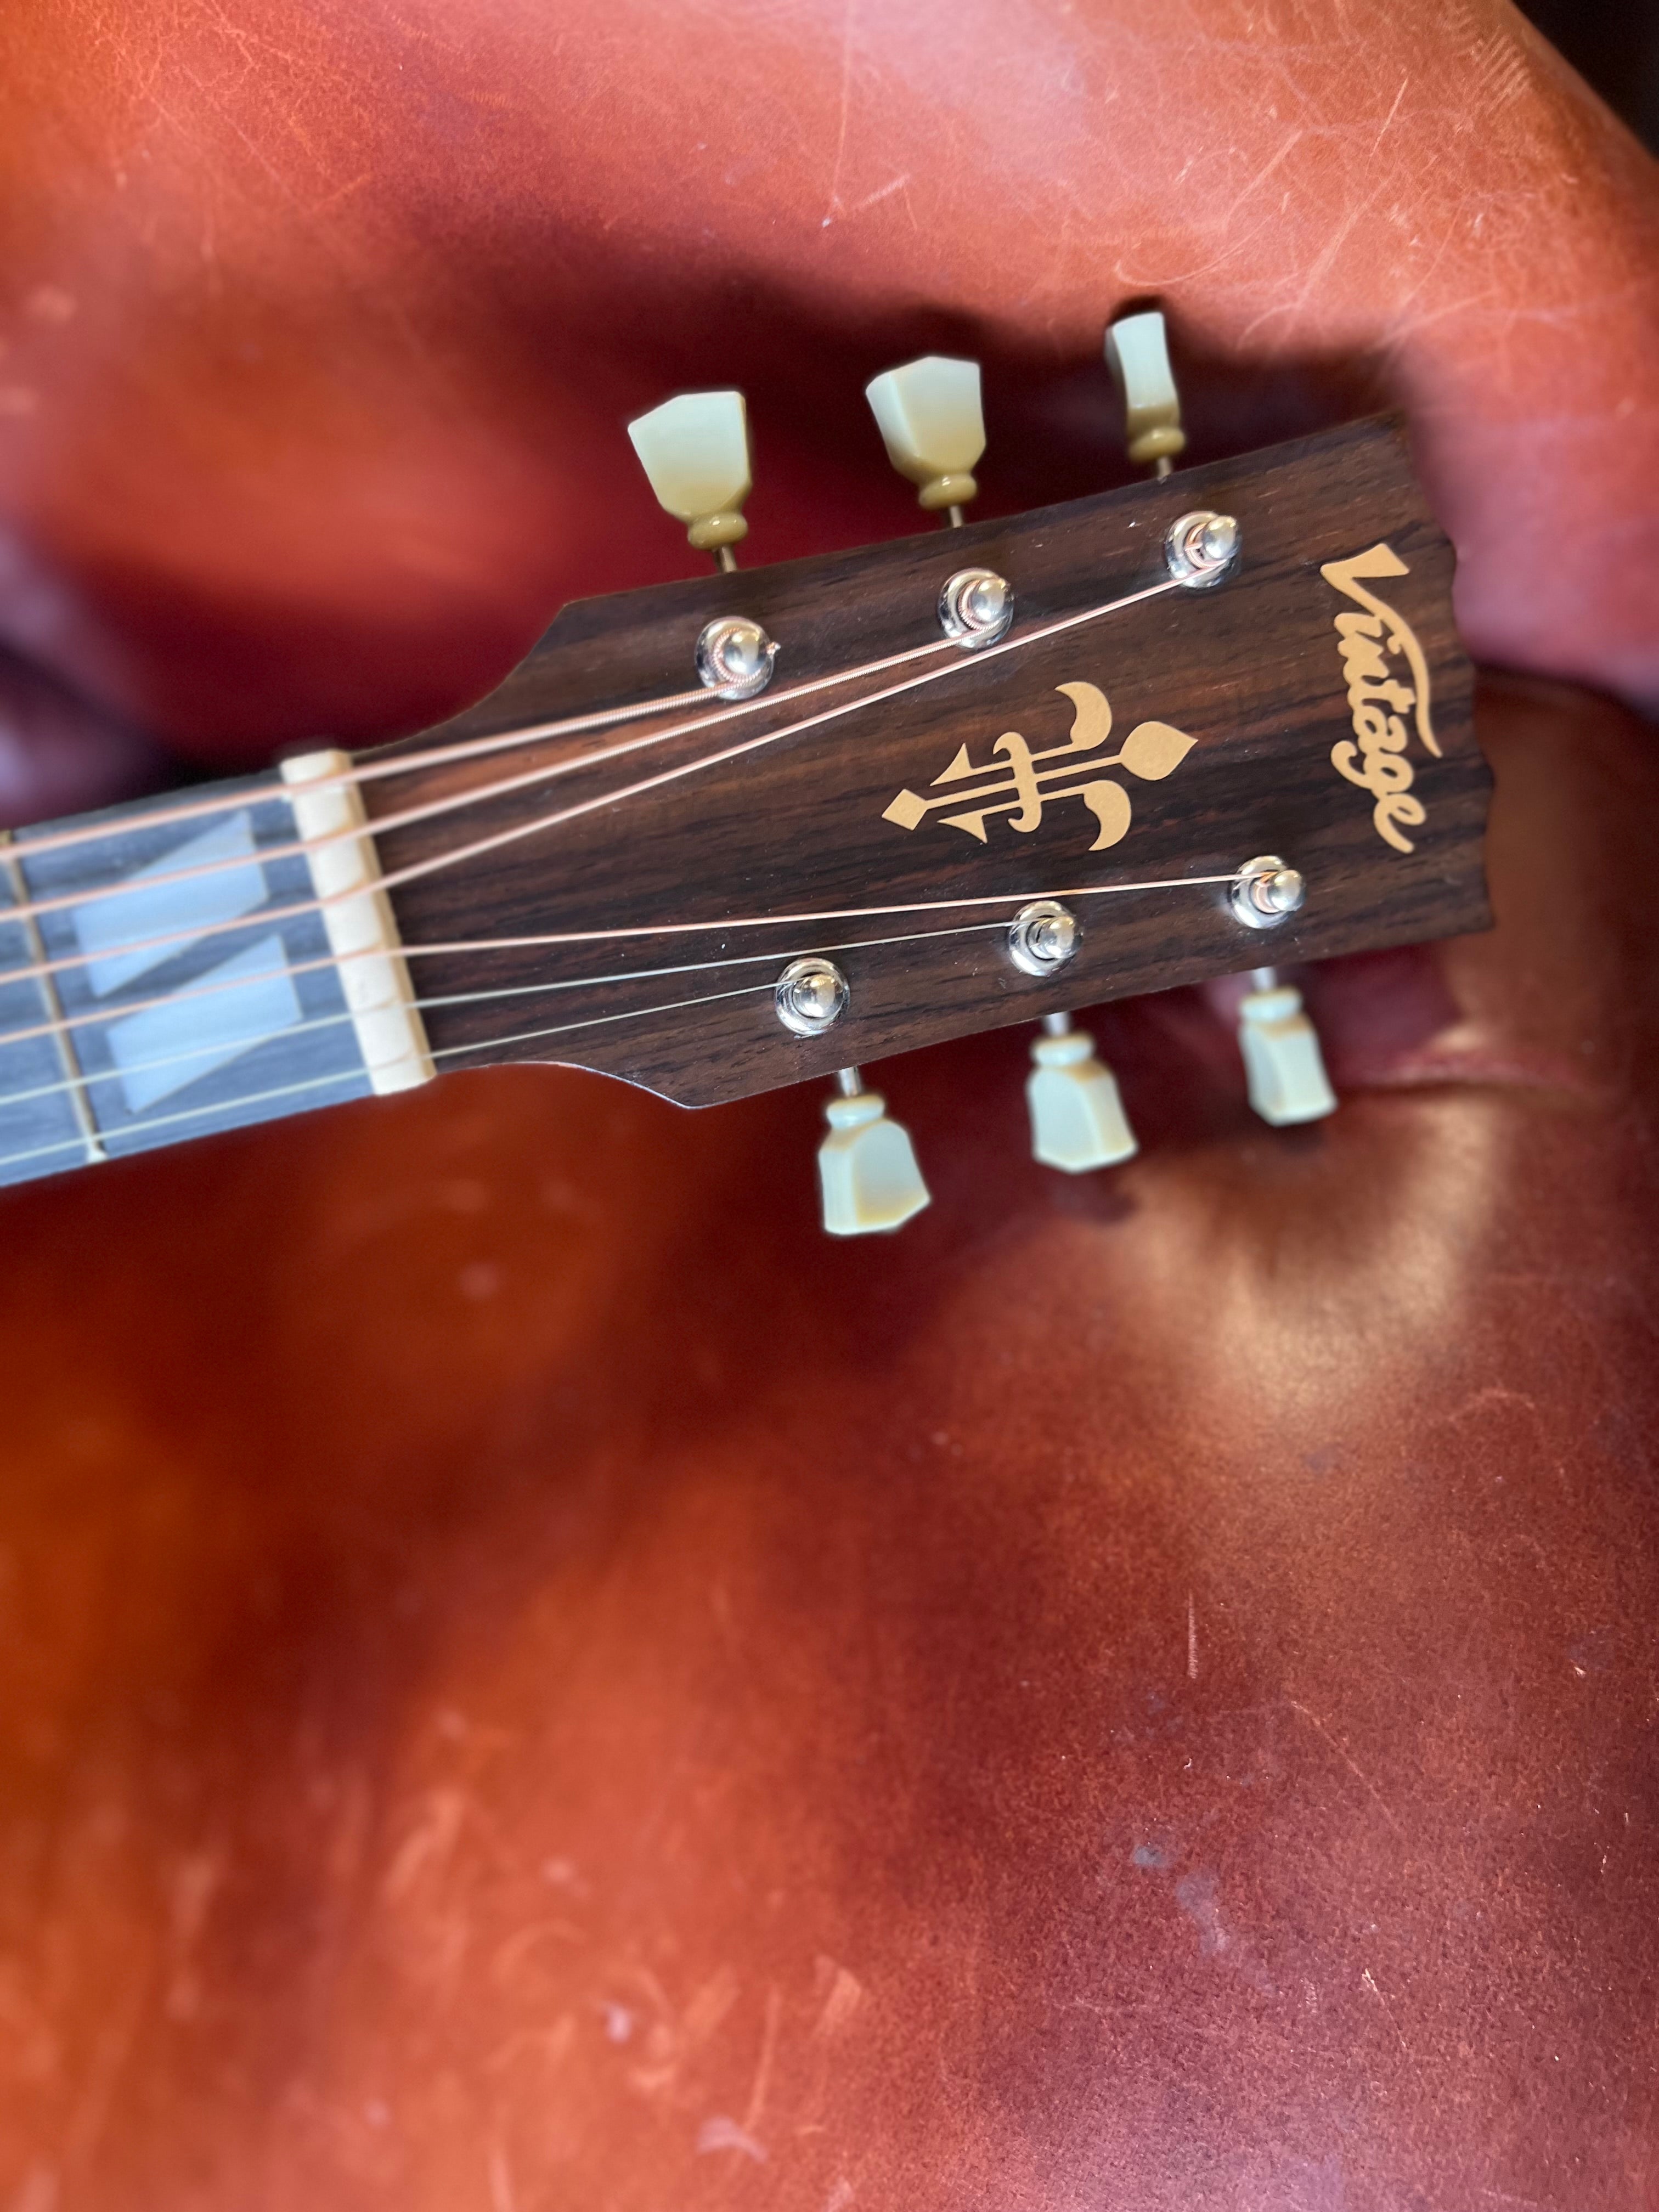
left=0, top=870, right=1240, bottom=1167
left=0, top=575, right=1183, bottom=999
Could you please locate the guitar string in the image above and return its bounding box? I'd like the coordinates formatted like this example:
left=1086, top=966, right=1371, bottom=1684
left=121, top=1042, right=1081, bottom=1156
left=10, top=534, right=1188, bottom=877
left=0, top=574, right=1182, bottom=989
left=0, top=867, right=1238, bottom=1058
left=8, top=594, right=992, bottom=872
left=0, top=856, right=1241, bottom=1172
left=3, top=679, right=725, bottom=868
left=0, top=914, right=1012, bottom=1116
left=0, top=903, right=1087, bottom=1173
left=0, top=577, right=1174, bottom=938
left=3, top=623, right=977, bottom=915
left=0, top=869, right=1220, bottom=1175
left=0, top=977, right=780, bottom=1177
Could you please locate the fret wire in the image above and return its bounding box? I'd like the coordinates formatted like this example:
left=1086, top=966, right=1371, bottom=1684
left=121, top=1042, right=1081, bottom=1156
left=0, top=1008, right=364, bottom=1114
left=0, top=867, right=1234, bottom=1059
left=0, top=847, right=1238, bottom=1175
left=8, top=563, right=1029, bottom=881
left=0, top=575, right=1182, bottom=996
left=7, top=778, right=289, bottom=868
left=0, top=978, right=776, bottom=1177
left=0, top=834, right=106, bottom=1165
left=0, top=1066, right=387, bottom=1175
left=5, top=677, right=725, bottom=871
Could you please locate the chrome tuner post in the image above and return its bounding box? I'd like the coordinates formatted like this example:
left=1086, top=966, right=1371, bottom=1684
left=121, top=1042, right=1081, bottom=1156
left=1002, top=906, right=1138, bottom=1170
left=1223, top=860, right=1335, bottom=1125
left=1007, top=899, right=1079, bottom=975
left=1165, top=510, right=1242, bottom=589
left=1231, top=855, right=1306, bottom=928
left=938, top=567, right=1013, bottom=649
left=696, top=615, right=777, bottom=700
left=774, top=958, right=847, bottom=1037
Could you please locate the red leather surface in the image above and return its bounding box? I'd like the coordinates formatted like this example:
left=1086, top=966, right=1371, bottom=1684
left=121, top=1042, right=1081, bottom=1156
left=0, top=678, right=1655, bottom=2207
left=0, top=2, right=1654, bottom=2205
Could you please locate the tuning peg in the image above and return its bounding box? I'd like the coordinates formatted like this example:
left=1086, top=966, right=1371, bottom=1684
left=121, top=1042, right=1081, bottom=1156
left=1027, top=1013, right=1138, bottom=1172
left=865, top=355, right=985, bottom=524
left=627, top=390, right=752, bottom=569
left=1237, top=969, right=1337, bottom=1126
left=817, top=1069, right=930, bottom=1236
left=1104, top=310, right=1187, bottom=478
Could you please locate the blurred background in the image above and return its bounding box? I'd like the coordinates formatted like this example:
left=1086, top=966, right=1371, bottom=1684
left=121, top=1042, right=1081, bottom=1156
left=1519, top=0, right=1658, bottom=148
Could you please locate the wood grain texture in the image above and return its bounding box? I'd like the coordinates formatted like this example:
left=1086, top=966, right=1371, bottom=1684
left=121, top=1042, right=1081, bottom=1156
left=371, top=418, right=1487, bottom=1108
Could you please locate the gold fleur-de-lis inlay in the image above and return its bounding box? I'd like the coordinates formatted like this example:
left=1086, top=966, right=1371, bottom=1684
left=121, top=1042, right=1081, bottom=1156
left=882, top=681, right=1195, bottom=851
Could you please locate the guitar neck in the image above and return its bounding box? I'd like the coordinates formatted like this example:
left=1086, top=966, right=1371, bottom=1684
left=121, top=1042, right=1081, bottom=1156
left=0, top=754, right=431, bottom=1188
left=0, top=416, right=1489, bottom=1197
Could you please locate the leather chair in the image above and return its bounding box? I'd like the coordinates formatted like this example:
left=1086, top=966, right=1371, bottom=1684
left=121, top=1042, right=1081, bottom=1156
left=0, top=3, right=1653, bottom=2201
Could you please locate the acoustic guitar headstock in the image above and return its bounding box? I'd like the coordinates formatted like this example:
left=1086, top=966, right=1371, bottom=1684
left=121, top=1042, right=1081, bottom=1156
left=367, top=315, right=1488, bottom=1233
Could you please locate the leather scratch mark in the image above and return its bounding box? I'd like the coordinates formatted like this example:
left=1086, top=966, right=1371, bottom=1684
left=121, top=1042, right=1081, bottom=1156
left=820, top=0, right=857, bottom=227
left=848, top=174, right=909, bottom=216
left=1444, top=0, right=1533, bottom=106
left=1284, top=1699, right=1406, bottom=1840
left=742, top=1983, right=782, bottom=2132
left=814, top=1960, right=864, bottom=2039
left=1361, top=1966, right=1411, bottom=2052
left=1373, top=74, right=1409, bottom=154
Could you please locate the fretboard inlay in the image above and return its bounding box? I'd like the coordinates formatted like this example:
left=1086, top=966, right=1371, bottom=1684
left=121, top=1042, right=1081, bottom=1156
left=0, top=778, right=377, bottom=1186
